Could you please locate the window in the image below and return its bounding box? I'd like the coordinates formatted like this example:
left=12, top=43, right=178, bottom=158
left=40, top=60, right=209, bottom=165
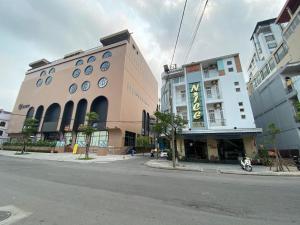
left=76, top=132, right=86, bottom=147
left=98, top=77, right=108, bottom=88
left=36, top=79, right=43, bottom=87
left=69, top=83, right=77, bottom=94
left=81, top=81, right=90, bottom=91
left=0, top=121, right=6, bottom=127
left=268, top=42, right=277, bottom=49
left=268, top=58, right=276, bottom=71
left=125, top=131, right=136, bottom=146
left=208, top=110, right=215, bottom=123
left=228, top=67, right=234, bottom=72
left=40, top=71, right=46, bottom=77
left=75, top=59, right=83, bottom=66
left=0, top=130, right=3, bottom=136
left=274, top=43, right=288, bottom=63
left=235, top=88, right=241, bottom=92
left=100, top=61, right=110, bottom=71
left=227, top=61, right=232, bottom=65
left=234, top=82, right=239, bottom=86
left=206, top=87, right=212, bottom=98
left=238, top=102, right=243, bottom=106
left=90, top=131, right=108, bottom=147
left=84, top=65, right=93, bottom=75
left=265, top=35, right=275, bottom=42
left=87, top=56, right=96, bottom=63
left=45, top=76, right=52, bottom=85
left=49, top=67, right=55, bottom=74
left=240, top=108, right=244, bottom=112
left=102, top=51, right=112, bottom=59
left=72, top=69, right=81, bottom=78
left=241, top=115, right=246, bottom=119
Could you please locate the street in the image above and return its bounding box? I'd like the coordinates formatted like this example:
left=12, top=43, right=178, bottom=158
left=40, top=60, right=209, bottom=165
left=0, top=155, right=299, bottom=225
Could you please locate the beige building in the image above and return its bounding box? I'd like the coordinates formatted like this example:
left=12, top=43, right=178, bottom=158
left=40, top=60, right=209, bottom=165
left=8, top=30, right=158, bottom=154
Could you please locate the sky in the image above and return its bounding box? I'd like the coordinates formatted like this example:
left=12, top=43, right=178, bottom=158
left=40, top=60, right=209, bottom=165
left=0, top=0, right=286, bottom=111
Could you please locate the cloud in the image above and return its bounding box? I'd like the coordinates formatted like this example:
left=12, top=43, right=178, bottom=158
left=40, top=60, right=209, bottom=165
left=0, top=0, right=286, bottom=111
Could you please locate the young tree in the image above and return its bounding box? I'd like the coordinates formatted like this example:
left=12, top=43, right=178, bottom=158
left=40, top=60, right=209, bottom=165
left=152, top=111, right=187, bottom=167
left=21, top=118, right=38, bottom=154
left=79, top=112, right=99, bottom=159
left=136, top=135, right=150, bottom=150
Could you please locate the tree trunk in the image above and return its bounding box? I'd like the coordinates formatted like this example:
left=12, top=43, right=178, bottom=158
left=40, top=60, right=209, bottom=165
left=22, top=140, right=26, bottom=154
left=174, top=129, right=178, bottom=161
left=85, top=135, right=90, bottom=159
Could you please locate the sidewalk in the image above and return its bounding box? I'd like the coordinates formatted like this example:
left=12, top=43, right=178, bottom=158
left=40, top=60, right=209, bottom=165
left=0, top=150, right=134, bottom=163
left=145, top=159, right=300, bottom=176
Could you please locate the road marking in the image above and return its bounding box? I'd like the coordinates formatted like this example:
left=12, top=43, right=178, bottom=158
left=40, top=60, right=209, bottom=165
left=0, top=205, right=31, bottom=225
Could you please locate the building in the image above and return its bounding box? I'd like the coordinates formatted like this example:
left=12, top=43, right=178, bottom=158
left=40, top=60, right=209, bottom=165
left=0, top=109, right=11, bottom=145
left=161, top=53, right=261, bottom=162
left=8, top=30, right=158, bottom=154
left=247, top=18, right=284, bottom=80
left=247, top=0, right=300, bottom=155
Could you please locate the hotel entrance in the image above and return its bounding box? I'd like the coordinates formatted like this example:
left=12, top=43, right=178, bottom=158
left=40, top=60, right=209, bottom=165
left=184, top=139, right=208, bottom=161
left=217, top=139, right=245, bottom=161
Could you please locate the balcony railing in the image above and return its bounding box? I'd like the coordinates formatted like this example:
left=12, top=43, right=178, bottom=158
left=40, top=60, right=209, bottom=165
left=206, top=93, right=221, bottom=100
left=209, top=118, right=226, bottom=127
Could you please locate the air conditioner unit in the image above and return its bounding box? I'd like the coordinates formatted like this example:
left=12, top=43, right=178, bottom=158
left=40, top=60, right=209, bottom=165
left=214, top=103, right=221, bottom=109
left=211, top=80, right=217, bottom=85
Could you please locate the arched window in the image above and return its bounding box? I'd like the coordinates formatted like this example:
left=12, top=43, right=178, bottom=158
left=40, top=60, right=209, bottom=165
left=90, top=96, right=108, bottom=129
left=26, top=107, right=35, bottom=119
left=73, top=99, right=87, bottom=131
left=60, top=101, right=74, bottom=132
left=42, top=103, right=61, bottom=132
left=142, top=110, right=146, bottom=135
left=34, top=105, right=44, bottom=129
left=146, top=112, right=150, bottom=136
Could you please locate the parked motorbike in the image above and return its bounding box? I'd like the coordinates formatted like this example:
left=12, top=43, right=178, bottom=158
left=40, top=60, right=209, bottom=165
left=240, top=157, right=252, bottom=172
left=292, top=156, right=300, bottom=171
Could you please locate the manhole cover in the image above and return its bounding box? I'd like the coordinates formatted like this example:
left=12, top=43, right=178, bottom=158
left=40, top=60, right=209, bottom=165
left=0, top=211, right=11, bottom=222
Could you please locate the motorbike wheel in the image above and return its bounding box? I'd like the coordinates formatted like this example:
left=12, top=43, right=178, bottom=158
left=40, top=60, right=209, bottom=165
left=245, top=165, right=252, bottom=172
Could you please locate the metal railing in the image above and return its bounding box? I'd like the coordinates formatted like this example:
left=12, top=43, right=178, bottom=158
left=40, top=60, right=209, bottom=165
left=209, top=118, right=226, bottom=127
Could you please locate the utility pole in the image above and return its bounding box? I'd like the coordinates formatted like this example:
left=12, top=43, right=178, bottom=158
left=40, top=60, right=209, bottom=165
left=168, top=80, right=176, bottom=168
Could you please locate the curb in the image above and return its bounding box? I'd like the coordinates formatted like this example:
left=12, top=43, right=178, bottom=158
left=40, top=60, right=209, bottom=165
left=145, top=161, right=300, bottom=176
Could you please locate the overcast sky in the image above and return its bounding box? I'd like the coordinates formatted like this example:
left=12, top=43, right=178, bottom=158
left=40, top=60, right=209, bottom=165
left=0, top=0, right=286, bottom=111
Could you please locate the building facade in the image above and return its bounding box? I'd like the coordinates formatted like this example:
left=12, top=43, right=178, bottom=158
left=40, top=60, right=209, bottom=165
left=161, top=54, right=261, bottom=162
left=8, top=30, right=158, bottom=154
left=247, top=0, right=300, bottom=155
left=0, top=109, right=11, bottom=145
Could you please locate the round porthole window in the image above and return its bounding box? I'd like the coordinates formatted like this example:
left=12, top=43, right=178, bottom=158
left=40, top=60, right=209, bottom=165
left=98, top=77, right=108, bottom=88
left=75, top=59, right=83, bottom=66
left=102, top=51, right=112, bottom=59
left=49, top=67, right=55, bottom=74
left=72, top=69, right=81, bottom=78
left=36, top=79, right=43, bottom=87
left=100, top=61, right=110, bottom=71
left=87, top=56, right=96, bottom=63
left=81, top=81, right=90, bottom=91
left=45, top=76, right=52, bottom=85
left=84, top=65, right=93, bottom=75
left=69, top=83, right=77, bottom=94
left=40, top=71, right=46, bottom=77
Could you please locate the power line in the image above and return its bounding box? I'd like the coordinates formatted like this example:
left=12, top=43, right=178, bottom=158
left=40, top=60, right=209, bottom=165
left=184, top=0, right=209, bottom=63
left=170, top=0, right=188, bottom=66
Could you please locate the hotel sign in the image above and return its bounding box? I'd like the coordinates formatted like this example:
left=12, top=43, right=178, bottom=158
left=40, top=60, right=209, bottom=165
left=18, top=104, right=30, bottom=110
left=189, top=82, right=203, bottom=122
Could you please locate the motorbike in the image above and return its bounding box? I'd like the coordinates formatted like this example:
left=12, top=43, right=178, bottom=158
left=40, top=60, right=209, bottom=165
left=240, top=157, right=253, bottom=172
left=292, top=156, right=300, bottom=171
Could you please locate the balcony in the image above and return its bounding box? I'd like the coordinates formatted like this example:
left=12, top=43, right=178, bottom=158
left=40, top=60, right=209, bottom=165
left=209, top=118, right=226, bottom=127
left=203, top=69, right=219, bottom=79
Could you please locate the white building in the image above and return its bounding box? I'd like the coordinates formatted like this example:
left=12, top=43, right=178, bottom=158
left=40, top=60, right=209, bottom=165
left=161, top=53, right=261, bottom=162
left=0, top=109, right=11, bottom=145
left=247, top=18, right=284, bottom=80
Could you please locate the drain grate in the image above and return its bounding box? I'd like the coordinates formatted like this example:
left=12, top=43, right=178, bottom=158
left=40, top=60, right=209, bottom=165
left=0, top=211, right=12, bottom=222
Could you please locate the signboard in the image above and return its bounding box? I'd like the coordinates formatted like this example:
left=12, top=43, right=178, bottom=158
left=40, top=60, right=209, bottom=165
left=18, top=104, right=30, bottom=110
left=189, top=82, right=204, bottom=124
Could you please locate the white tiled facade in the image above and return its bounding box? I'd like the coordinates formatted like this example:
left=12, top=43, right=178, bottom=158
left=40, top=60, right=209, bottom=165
left=0, top=109, right=11, bottom=145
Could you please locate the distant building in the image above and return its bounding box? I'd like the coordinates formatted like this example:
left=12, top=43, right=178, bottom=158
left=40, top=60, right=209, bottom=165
left=0, top=109, right=11, bottom=145
left=8, top=30, right=158, bottom=154
left=247, top=0, right=300, bottom=155
left=161, top=53, right=261, bottom=162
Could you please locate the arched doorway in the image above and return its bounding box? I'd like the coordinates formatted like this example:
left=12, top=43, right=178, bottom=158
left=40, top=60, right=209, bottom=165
left=60, top=101, right=74, bottom=132
left=42, top=103, right=61, bottom=139
left=26, top=107, right=35, bottom=119
left=34, top=105, right=44, bottom=129
left=73, top=99, right=87, bottom=131
left=90, top=96, right=108, bottom=129
left=142, top=110, right=146, bottom=135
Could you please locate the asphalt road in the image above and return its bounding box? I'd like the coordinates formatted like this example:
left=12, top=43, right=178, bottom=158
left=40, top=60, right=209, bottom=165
left=0, top=155, right=299, bottom=225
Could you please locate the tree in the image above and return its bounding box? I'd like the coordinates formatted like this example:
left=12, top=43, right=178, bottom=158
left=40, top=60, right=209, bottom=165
left=152, top=111, right=187, bottom=167
left=21, top=118, right=38, bottom=154
left=79, top=112, right=99, bottom=159
left=267, top=123, right=289, bottom=172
